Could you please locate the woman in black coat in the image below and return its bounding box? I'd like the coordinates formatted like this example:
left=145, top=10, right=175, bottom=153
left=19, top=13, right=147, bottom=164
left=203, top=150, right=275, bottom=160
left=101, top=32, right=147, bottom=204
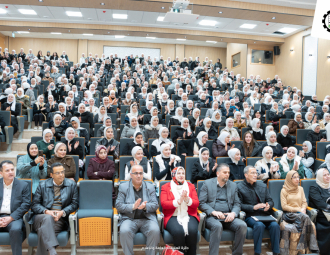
left=227, top=148, right=246, bottom=181
left=45, top=95, right=59, bottom=122
left=168, top=107, right=184, bottom=128
left=211, top=111, right=225, bottom=131
left=95, top=126, right=119, bottom=159
left=198, top=117, right=218, bottom=140
left=262, top=131, right=285, bottom=158
left=122, top=131, right=149, bottom=158
left=172, top=117, right=195, bottom=144
left=64, top=127, right=84, bottom=159
left=308, top=169, right=330, bottom=255
left=1, top=93, right=19, bottom=133
left=277, top=125, right=294, bottom=152
left=191, top=148, right=217, bottom=186
left=188, top=109, right=202, bottom=131
left=306, top=123, right=327, bottom=155
left=250, top=118, right=265, bottom=140
left=268, top=102, right=286, bottom=132
left=237, top=132, right=262, bottom=158
left=70, top=117, right=90, bottom=148
left=150, top=127, right=176, bottom=158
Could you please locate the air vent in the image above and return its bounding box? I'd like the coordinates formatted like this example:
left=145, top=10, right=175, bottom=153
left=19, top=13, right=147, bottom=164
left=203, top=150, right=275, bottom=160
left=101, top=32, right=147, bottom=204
left=273, top=31, right=285, bottom=35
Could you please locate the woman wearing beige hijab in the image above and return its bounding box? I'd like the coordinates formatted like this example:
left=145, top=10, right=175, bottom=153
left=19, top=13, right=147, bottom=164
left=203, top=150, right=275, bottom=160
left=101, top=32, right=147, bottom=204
left=280, top=170, right=318, bottom=255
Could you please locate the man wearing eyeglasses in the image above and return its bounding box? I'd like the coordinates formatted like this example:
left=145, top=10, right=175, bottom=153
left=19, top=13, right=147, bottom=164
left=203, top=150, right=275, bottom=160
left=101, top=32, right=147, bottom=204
left=29, top=162, right=78, bottom=255
left=115, top=164, right=160, bottom=255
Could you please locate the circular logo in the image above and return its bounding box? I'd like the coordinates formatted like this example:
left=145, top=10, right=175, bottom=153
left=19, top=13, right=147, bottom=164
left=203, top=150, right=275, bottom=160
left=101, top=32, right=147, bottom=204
left=322, top=11, right=330, bottom=32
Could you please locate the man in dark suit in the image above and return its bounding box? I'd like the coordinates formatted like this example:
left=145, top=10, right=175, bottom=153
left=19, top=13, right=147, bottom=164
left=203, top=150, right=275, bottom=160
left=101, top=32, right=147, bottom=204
left=199, top=163, right=247, bottom=255
left=0, top=160, right=31, bottom=255
left=30, top=162, right=78, bottom=255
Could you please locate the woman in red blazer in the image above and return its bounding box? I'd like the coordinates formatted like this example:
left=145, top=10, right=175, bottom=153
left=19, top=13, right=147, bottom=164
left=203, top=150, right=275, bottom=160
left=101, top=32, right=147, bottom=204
left=160, top=166, right=200, bottom=255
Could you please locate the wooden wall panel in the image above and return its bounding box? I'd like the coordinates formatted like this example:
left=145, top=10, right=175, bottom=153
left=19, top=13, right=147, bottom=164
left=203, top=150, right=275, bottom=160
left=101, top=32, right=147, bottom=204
left=226, top=43, right=247, bottom=77
left=247, top=44, right=276, bottom=79
left=175, top=44, right=185, bottom=61
left=7, top=37, right=79, bottom=63
left=316, top=38, right=330, bottom=99
left=77, top=39, right=88, bottom=61
left=0, top=34, right=7, bottom=51
left=184, top=45, right=227, bottom=65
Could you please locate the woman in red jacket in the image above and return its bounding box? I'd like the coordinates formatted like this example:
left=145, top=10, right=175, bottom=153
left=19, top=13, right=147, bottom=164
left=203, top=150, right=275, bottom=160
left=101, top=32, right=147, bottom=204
left=160, top=167, right=200, bottom=255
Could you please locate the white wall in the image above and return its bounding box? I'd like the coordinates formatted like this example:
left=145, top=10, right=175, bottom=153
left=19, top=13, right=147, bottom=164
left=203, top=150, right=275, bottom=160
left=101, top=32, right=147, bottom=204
left=302, top=35, right=318, bottom=96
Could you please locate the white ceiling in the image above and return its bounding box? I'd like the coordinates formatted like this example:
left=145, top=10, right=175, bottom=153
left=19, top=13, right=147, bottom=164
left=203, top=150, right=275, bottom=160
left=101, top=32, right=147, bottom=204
left=1, top=31, right=228, bottom=48
left=229, top=0, right=316, bottom=10
left=0, top=4, right=309, bottom=38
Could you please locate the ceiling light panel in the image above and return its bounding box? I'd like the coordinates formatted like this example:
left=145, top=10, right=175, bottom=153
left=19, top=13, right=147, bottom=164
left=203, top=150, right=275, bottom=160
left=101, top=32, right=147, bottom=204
left=18, top=9, right=37, bottom=15
left=66, top=11, right=82, bottom=17
left=115, top=35, right=125, bottom=38
left=278, top=27, right=297, bottom=33
left=240, top=24, right=257, bottom=29
left=113, top=14, right=127, bottom=19
left=157, top=16, right=165, bottom=21
left=0, top=9, right=7, bottom=14
left=199, top=20, right=217, bottom=26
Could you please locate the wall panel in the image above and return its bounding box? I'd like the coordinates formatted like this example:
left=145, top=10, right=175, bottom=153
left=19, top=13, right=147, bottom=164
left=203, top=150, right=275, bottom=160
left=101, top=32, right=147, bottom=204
left=226, top=43, right=247, bottom=77
left=247, top=44, right=276, bottom=79
left=184, top=45, right=227, bottom=66
left=175, top=44, right=185, bottom=61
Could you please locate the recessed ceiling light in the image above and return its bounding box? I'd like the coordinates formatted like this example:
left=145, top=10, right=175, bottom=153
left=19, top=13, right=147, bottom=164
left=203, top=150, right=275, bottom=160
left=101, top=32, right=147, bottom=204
left=115, top=35, right=125, bottom=38
left=43, top=16, right=48, bottom=18
left=146, top=37, right=156, bottom=39
left=28, top=29, right=31, bottom=31
left=177, top=38, right=186, bottom=41
left=66, top=11, right=82, bottom=17
left=278, top=27, right=297, bottom=33
left=254, top=42, right=256, bottom=43
left=17, top=31, right=30, bottom=34
left=206, top=41, right=217, bottom=43
left=38, top=0, right=43, bottom=2
left=272, top=17, right=276, bottom=19
left=240, top=24, right=257, bottom=29
left=88, top=18, right=92, bottom=20
left=218, top=11, right=223, bottom=14
left=199, top=20, right=217, bottom=26
left=107, top=32, right=110, bottom=34
left=0, top=9, right=7, bottom=14
left=113, top=14, right=127, bottom=19
left=68, top=30, right=70, bottom=32
left=18, top=9, right=37, bottom=15
left=100, top=3, right=105, bottom=5
left=157, top=16, right=165, bottom=21
left=161, top=7, right=165, bottom=9
left=51, top=32, right=62, bottom=35
left=221, top=39, right=223, bottom=41
left=83, top=34, right=93, bottom=36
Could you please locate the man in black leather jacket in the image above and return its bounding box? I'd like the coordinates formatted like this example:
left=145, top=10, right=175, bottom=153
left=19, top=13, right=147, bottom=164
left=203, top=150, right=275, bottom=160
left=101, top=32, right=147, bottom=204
left=237, top=166, right=280, bottom=255
left=31, top=162, right=78, bottom=255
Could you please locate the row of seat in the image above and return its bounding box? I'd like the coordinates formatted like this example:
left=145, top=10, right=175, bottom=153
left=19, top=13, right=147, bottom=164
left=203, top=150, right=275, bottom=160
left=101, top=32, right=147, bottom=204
left=0, top=178, right=317, bottom=255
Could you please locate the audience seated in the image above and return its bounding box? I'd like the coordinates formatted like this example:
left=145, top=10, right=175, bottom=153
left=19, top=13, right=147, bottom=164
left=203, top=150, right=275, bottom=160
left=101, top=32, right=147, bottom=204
left=262, top=131, right=284, bottom=157
left=15, top=88, right=30, bottom=115
left=280, top=170, right=319, bottom=254
left=47, top=142, right=76, bottom=180
left=227, top=148, right=246, bottom=180
left=220, top=118, right=240, bottom=141
left=124, top=146, right=151, bottom=180
left=121, top=116, right=141, bottom=139
left=70, top=117, right=89, bottom=147
left=306, top=123, right=326, bottom=155
left=255, top=146, right=280, bottom=182
left=238, top=165, right=280, bottom=255
left=160, top=166, right=200, bottom=255
left=115, top=164, right=160, bottom=255
left=299, top=141, right=315, bottom=178
left=36, top=129, right=57, bottom=160
left=63, top=127, right=83, bottom=159
left=0, top=160, right=31, bottom=255
left=237, top=132, right=262, bottom=158
left=96, top=126, right=119, bottom=158
left=308, top=169, right=330, bottom=255
left=191, top=148, right=217, bottom=185
left=277, top=125, right=294, bottom=152
left=212, top=131, right=232, bottom=159
left=17, top=143, right=47, bottom=193
left=279, top=147, right=305, bottom=179
left=2, top=93, right=19, bottom=134
left=144, top=116, right=162, bottom=142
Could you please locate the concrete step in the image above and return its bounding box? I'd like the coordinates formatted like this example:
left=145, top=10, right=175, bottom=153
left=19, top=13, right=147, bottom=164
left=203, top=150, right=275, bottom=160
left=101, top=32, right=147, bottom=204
left=0, top=151, right=22, bottom=165
left=11, top=139, right=31, bottom=151
left=23, top=129, right=43, bottom=139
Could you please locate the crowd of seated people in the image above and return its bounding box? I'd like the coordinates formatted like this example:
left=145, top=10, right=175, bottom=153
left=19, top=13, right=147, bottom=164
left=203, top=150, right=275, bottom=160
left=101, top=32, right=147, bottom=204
left=1, top=47, right=330, bottom=254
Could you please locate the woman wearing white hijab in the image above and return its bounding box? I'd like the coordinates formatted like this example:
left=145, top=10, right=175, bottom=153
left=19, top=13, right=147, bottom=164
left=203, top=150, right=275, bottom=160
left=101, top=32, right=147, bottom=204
left=125, top=103, right=142, bottom=124
left=220, top=118, right=240, bottom=141
left=199, top=117, right=218, bottom=140
left=298, top=141, right=315, bottom=178
left=144, top=116, right=162, bottom=142
left=32, top=95, right=47, bottom=130
left=191, top=147, right=217, bottom=185
left=188, top=108, right=202, bottom=131
left=157, top=92, right=169, bottom=110
left=319, top=113, right=330, bottom=129
left=124, top=146, right=151, bottom=180
left=276, top=125, right=294, bottom=152
left=227, top=148, right=245, bottom=180
left=211, top=111, right=225, bottom=131
left=255, top=146, right=280, bottom=182
left=122, top=91, right=134, bottom=106
left=86, top=98, right=98, bottom=116
left=265, top=131, right=285, bottom=157
left=172, top=118, right=195, bottom=156
left=15, top=88, right=30, bottom=115
left=164, top=99, right=176, bottom=117
left=192, top=131, right=209, bottom=157
left=278, top=146, right=304, bottom=179
left=205, top=101, right=220, bottom=119
left=183, top=100, right=194, bottom=117
left=250, top=118, right=264, bottom=140
left=151, top=127, right=175, bottom=158
left=246, top=91, right=259, bottom=107
left=264, top=125, right=274, bottom=140
left=306, top=123, right=327, bottom=155
left=304, top=112, right=316, bottom=130
left=309, top=168, right=330, bottom=255
left=154, top=144, right=181, bottom=189
left=160, top=166, right=200, bottom=255
left=36, top=128, right=57, bottom=160
left=64, top=127, right=83, bottom=159
left=169, top=107, right=184, bottom=127
left=121, top=116, right=142, bottom=139
left=82, top=90, right=92, bottom=104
